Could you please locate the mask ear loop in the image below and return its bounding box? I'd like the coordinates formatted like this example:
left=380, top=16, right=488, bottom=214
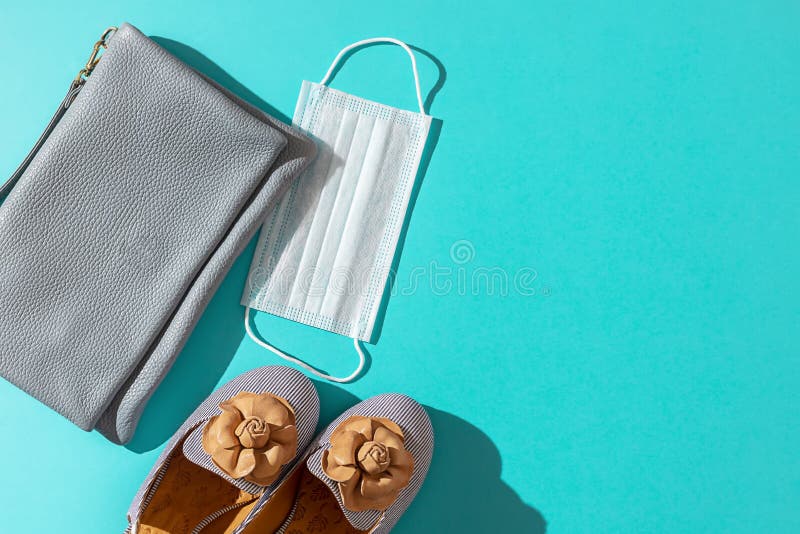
left=244, top=306, right=366, bottom=383
left=319, top=37, right=427, bottom=115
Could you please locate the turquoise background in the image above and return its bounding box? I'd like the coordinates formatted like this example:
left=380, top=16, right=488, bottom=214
left=1, top=1, right=798, bottom=532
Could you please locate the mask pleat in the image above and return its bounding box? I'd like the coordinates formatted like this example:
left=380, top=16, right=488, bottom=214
left=247, top=187, right=290, bottom=296
left=286, top=106, right=360, bottom=311
left=263, top=102, right=345, bottom=305
left=318, top=117, right=394, bottom=330
left=303, top=113, right=378, bottom=317
left=353, top=118, right=416, bottom=335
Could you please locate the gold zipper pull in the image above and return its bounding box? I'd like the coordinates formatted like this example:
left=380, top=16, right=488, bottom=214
left=73, top=26, right=117, bottom=84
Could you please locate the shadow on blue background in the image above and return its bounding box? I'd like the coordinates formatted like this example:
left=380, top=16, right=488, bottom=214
left=419, top=408, right=546, bottom=532
left=313, top=383, right=546, bottom=531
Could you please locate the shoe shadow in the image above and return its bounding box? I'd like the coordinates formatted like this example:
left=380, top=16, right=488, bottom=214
left=306, top=385, right=548, bottom=532
left=308, top=388, right=545, bottom=531
left=398, top=408, right=547, bottom=533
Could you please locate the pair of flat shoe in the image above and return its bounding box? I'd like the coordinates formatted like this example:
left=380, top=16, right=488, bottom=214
left=126, top=367, right=433, bottom=534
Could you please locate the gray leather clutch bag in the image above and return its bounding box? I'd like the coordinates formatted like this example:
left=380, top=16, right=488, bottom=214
left=0, top=22, right=316, bottom=444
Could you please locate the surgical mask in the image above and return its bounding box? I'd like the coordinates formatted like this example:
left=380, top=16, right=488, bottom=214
left=242, top=38, right=433, bottom=382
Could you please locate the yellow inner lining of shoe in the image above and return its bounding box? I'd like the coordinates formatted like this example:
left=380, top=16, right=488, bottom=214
left=138, top=450, right=259, bottom=534
left=137, top=452, right=375, bottom=533
left=242, top=466, right=370, bottom=534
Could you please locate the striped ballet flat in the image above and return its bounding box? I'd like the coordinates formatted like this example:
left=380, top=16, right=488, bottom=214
left=125, top=366, right=320, bottom=534
left=239, top=393, right=434, bottom=534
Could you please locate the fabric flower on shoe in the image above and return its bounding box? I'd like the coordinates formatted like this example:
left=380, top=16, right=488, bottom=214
left=321, top=415, right=414, bottom=512
left=202, top=391, right=298, bottom=486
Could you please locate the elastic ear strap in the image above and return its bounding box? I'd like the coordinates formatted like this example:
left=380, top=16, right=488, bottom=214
left=319, top=37, right=427, bottom=115
left=244, top=306, right=366, bottom=383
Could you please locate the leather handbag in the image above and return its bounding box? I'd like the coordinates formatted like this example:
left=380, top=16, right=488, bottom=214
left=0, top=22, right=316, bottom=444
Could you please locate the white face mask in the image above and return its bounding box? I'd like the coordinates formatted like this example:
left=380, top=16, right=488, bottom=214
left=243, top=38, right=433, bottom=382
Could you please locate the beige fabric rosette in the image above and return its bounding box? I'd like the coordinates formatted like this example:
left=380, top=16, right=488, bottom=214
left=322, top=415, right=415, bottom=512
left=202, top=391, right=298, bottom=486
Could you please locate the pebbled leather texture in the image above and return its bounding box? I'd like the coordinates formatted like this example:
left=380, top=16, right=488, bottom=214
left=95, top=71, right=317, bottom=445
left=0, top=22, right=316, bottom=443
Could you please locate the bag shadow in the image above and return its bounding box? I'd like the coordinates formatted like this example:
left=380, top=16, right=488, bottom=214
left=303, top=387, right=547, bottom=532
left=153, top=37, right=293, bottom=123
left=125, top=240, right=259, bottom=452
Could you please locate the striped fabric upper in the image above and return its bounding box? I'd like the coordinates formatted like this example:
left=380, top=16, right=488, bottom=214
left=272, top=393, right=435, bottom=534
left=126, top=366, right=319, bottom=533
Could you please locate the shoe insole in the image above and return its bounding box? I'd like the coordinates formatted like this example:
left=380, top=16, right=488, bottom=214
left=277, top=468, right=368, bottom=534
left=137, top=450, right=258, bottom=534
